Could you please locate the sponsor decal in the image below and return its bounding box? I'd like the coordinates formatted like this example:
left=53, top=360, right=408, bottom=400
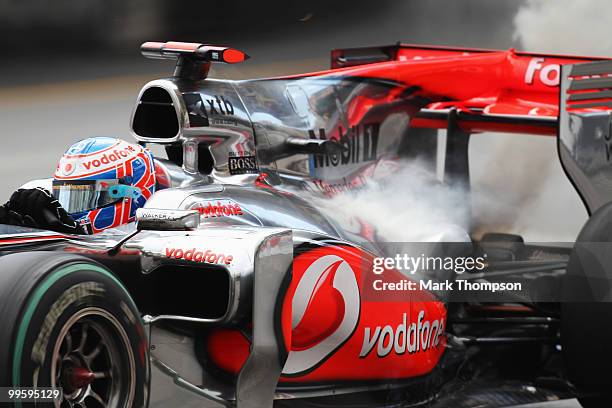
left=228, top=153, right=259, bottom=175
left=55, top=140, right=141, bottom=179
left=312, top=175, right=367, bottom=197
left=189, top=199, right=261, bottom=225
left=137, top=208, right=184, bottom=220
left=206, top=95, right=234, bottom=116
left=359, top=311, right=444, bottom=358
left=309, top=123, right=379, bottom=169
left=525, top=58, right=560, bottom=87
left=192, top=200, right=243, bottom=218
left=81, top=145, right=137, bottom=171
left=62, top=162, right=76, bottom=176
left=282, top=255, right=361, bottom=376
left=184, top=93, right=209, bottom=127
left=183, top=92, right=235, bottom=127
left=165, top=247, right=233, bottom=266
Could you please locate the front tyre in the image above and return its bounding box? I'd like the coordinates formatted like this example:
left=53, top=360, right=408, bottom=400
left=0, top=252, right=149, bottom=407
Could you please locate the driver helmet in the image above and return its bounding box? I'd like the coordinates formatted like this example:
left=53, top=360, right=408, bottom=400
left=53, top=137, right=156, bottom=234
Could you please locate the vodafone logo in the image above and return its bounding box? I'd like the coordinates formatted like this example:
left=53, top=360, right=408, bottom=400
left=193, top=201, right=243, bottom=218
left=56, top=140, right=141, bottom=179
left=62, top=162, right=75, bottom=176
left=82, top=146, right=137, bottom=170
left=165, top=247, right=233, bottom=266
left=282, top=255, right=360, bottom=376
left=359, top=311, right=445, bottom=359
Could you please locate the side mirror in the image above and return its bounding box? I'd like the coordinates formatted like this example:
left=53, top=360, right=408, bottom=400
left=136, top=208, right=200, bottom=231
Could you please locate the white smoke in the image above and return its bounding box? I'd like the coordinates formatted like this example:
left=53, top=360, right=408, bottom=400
left=313, top=133, right=588, bottom=244
left=302, top=1, right=609, bottom=245
left=513, top=0, right=612, bottom=55
left=469, top=133, right=587, bottom=242
left=314, top=159, right=471, bottom=243
left=318, top=1, right=608, bottom=244
left=478, top=0, right=612, bottom=241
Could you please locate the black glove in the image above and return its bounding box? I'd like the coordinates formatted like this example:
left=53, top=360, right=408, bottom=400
left=0, top=202, right=31, bottom=227
left=5, top=187, right=85, bottom=234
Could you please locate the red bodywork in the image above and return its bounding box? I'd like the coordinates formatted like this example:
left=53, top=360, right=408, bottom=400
left=208, top=245, right=446, bottom=383
left=205, top=44, right=608, bottom=385
left=287, top=44, right=607, bottom=136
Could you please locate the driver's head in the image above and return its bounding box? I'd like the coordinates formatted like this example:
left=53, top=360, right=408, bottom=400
left=53, top=137, right=156, bottom=233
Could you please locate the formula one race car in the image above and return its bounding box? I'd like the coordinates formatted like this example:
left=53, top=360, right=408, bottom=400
left=1, top=41, right=612, bottom=408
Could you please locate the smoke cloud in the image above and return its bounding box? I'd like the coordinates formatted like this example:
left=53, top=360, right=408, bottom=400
left=468, top=0, right=612, bottom=241
left=469, top=133, right=587, bottom=242
left=315, top=1, right=601, bottom=243
left=314, top=159, right=471, bottom=243
left=513, top=0, right=612, bottom=55
left=314, top=132, right=588, bottom=243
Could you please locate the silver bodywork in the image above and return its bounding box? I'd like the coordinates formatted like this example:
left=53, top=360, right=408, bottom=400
left=3, top=46, right=607, bottom=408
left=125, top=72, right=414, bottom=406
left=136, top=228, right=293, bottom=408
left=4, top=67, right=459, bottom=407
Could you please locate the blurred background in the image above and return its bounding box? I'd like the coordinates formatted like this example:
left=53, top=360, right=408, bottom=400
left=1, top=0, right=611, bottom=242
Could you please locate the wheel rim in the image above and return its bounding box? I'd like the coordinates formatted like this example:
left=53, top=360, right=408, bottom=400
left=50, top=307, right=136, bottom=408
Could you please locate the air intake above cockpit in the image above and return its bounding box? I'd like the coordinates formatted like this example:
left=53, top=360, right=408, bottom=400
left=132, top=86, right=180, bottom=141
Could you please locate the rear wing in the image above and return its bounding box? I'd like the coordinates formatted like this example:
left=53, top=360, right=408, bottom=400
left=331, top=43, right=601, bottom=70
left=329, top=44, right=607, bottom=136
left=559, top=60, right=612, bottom=214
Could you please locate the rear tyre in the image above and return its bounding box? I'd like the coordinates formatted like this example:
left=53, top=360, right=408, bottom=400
left=561, top=202, right=612, bottom=408
left=0, top=252, right=149, bottom=407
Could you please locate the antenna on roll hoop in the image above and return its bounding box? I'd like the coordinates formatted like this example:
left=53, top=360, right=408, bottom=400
left=140, top=41, right=250, bottom=81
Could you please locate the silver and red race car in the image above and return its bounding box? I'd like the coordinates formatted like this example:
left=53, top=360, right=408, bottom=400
left=1, top=41, right=612, bottom=408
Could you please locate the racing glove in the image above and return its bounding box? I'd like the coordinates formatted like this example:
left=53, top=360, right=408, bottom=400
left=0, top=202, right=30, bottom=227
left=3, top=187, right=85, bottom=234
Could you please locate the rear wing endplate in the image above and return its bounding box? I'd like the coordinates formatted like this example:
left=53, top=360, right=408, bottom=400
left=559, top=60, right=612, bottom=214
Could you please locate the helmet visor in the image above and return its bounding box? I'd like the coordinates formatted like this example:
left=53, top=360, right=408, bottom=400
left=52, top=179, right=124, bottom=214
